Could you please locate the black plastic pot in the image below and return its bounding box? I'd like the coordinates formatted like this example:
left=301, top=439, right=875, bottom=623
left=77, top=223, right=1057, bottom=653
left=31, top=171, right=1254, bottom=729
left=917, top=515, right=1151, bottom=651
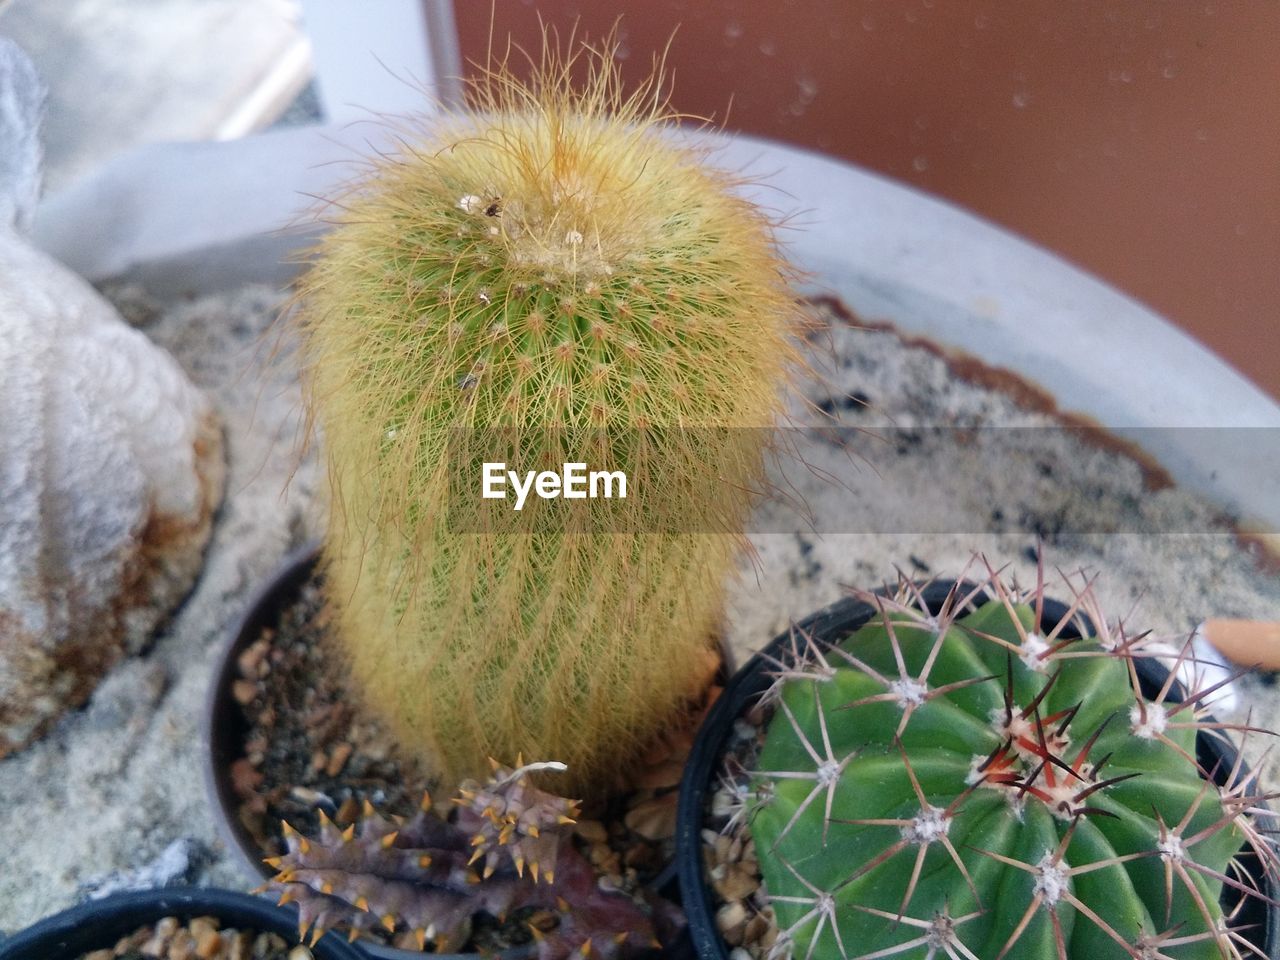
left=0, top=888, right=364, bottom=960
left=676, top=581, right=1280, bottom=960
left=203, top=544, right=535, bottom=960
left=203, top=545, right=691, bottom=960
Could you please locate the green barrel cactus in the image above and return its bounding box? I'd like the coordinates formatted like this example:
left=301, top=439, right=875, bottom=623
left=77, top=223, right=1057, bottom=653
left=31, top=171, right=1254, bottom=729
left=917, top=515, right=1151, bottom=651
left=746, top=567, right=1274, bottom=960
left=293, top=37, right=798, bottom=794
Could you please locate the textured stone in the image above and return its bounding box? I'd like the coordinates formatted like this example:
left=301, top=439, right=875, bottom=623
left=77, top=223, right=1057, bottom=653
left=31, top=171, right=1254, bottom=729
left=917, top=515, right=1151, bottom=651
left=0, top=39, right=224, bottom=757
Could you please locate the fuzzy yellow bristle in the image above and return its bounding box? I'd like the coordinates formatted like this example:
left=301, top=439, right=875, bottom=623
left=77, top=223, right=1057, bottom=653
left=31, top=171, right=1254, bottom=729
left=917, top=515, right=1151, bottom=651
left=382, top=914, right=397, bottom=933
left=296, top=26, right=799, bottom=797
left=418, top=853, right=432, bottom=868
left=380, top=831, right=399, bottom=849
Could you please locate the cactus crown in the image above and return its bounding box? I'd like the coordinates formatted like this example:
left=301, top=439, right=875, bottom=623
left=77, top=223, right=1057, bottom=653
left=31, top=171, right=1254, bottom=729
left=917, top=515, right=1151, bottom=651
left=269, top=759, right=665, bottom=958
left=741, top=562, right=1276, bottom=960
left=293, top=30, right=798, bottom=794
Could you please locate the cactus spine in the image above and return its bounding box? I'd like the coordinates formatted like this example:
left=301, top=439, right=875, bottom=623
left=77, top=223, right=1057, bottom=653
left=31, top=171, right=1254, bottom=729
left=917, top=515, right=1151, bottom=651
left=746, top=565, right=1275, bottom=960
left=294, top=36, right=797, bottom=793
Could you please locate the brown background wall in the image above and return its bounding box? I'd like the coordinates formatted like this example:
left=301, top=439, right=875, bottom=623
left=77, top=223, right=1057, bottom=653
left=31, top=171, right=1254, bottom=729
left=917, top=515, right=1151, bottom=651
left=454, top=1, right=1279, bottom=400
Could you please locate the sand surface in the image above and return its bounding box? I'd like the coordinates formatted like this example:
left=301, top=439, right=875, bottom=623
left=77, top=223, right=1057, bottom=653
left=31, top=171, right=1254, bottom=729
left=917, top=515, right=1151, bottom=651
left=0, top=285, right=1275, bottom=935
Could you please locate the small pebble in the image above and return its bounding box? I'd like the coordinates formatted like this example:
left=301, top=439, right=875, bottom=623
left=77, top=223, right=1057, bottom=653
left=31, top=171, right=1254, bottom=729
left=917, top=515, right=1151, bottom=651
left=325, top=742, right=353, bottom=777
left=623, top=794, right=677, bottom=841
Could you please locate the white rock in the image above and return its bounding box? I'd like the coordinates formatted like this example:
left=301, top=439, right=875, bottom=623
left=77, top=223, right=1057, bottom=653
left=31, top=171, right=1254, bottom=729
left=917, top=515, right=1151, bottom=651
left=0, top=39, right=224, bottom=756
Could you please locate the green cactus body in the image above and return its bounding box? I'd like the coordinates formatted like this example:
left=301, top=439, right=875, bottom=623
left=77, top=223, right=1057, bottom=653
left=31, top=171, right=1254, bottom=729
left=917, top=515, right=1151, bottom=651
left=749, top=580, right=1260, bottom=960
left=296, top=43, right=797, bottom=793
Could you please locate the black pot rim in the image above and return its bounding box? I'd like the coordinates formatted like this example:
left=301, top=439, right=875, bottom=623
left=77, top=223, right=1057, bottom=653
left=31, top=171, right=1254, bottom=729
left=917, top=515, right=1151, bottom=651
left=0, top=887, right=364, bottom=960
left=676, top=580, right=1280, bottom=960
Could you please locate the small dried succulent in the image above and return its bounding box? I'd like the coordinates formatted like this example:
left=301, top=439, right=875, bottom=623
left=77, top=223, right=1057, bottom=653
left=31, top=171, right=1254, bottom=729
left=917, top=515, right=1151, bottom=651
left=268, top=759, right=672, bottom=958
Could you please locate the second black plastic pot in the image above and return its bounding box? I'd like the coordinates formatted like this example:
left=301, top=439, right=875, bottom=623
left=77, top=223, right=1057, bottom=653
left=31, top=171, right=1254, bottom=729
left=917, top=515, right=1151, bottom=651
left=0, top=888, right=363, bottom=960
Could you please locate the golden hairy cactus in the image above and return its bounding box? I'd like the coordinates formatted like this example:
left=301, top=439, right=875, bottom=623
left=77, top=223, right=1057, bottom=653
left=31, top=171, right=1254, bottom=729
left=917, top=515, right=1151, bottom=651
left=295, top=33, right=799, bottom=794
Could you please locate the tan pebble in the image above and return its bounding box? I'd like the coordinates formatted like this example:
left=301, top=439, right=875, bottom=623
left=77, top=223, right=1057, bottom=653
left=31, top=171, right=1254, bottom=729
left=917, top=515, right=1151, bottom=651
left=228, top=931, right=254, bottom=960
left=253, top=933, right=287, bottom=959
left=195, top=928, right=224, bottom=959
left=310, top=749, right=327, bottom=771
left=714, top=863, right=761, bottom=902
left=157, top=919, right=180, bottom=937
left=624, top=794, right=677, bottom=841
left=167, top=931, right=197, bottom=960
left=83, top=951, right=115, bottom=960
left=335, top=796, right=360, bottom=824
left=701, top=828, right=719, bottom=847
left=237, top=639, right=269, bottom=677
left=634, top=759, right=684, bottom=790
left=574, top=819, right=608, bottom=843
left=729, top=948, right=753, bottom=960
left=714, top=834, right=732, bottom=862
left=716, top=902, right=749, bottom=946
left=326, top=742, right=354, bottom=777
left=141, top=934, right=169, bottom=957
left=258, top=707, right=275, bottom=728
left=588, top=843, right=612, bottom=866
left=743, top=913, right=769, bottom=945
left=231, top=679, right=259, bottom=706
left=189, top=917, right=220, bottom=939
left=287, top=947, right=314, bottom=960
left=760, top=920, right=778, bottom=950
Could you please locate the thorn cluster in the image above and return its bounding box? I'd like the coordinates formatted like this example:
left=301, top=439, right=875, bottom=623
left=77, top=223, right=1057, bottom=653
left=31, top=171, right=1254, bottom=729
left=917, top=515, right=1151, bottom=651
left=267, top=760, right=664, bottom=958
left=740, top=558, right=1277, bottom=960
